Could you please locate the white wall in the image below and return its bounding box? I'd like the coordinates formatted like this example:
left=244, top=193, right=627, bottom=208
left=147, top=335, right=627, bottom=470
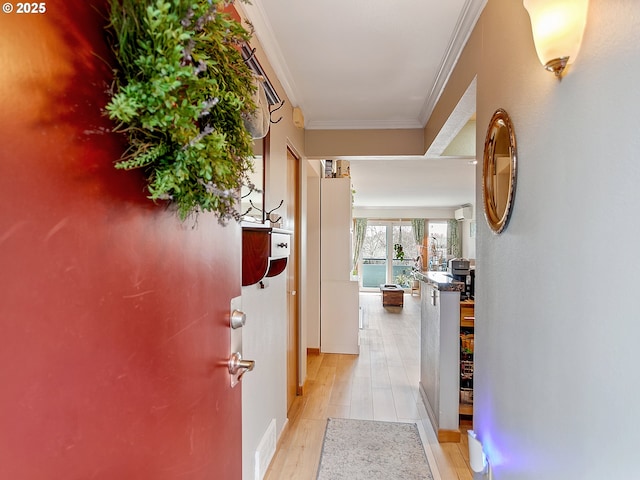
left=235, top=7, right=308, bottom=477
left=465, top=1, right=640, bottom=478
left=241, top=277, right=287, bottom=480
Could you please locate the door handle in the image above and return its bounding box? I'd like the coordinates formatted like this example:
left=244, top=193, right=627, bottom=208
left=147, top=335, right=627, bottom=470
left=228, top=352, right=255, bottom=386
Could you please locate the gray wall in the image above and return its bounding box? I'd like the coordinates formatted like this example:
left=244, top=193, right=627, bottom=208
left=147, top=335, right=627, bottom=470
left=467, top=0, right=640, bottom=478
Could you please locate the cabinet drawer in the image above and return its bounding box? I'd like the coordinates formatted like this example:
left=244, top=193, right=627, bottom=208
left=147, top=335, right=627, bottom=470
left=271, top=233, right=290, bottom=259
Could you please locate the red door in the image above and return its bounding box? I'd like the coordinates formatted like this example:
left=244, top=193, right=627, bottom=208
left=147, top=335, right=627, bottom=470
left=0, top=3, right=242, bottom=479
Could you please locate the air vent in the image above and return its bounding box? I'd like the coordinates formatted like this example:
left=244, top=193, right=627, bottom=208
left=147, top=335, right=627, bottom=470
left=455, top=206, right=473, bottom=221
left=254, top=418, right=277, bottom=480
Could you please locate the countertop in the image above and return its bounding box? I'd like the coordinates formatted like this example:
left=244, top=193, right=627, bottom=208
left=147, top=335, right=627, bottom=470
left=413, top=270, right=464, bottom=292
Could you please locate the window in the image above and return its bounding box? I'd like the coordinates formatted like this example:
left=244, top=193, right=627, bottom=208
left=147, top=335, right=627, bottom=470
left=428, top=221, right=448, bottom=271
left=360, top=221, right=419, bottom=288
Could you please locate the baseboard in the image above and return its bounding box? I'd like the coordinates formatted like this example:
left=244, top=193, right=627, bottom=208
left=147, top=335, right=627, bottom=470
left=437, top=429, right=461, bottom=443
left=419, top=382, right=461, bottom=443
left=419, top=382, right=438, bottom=436
left=307, top=347, right=320, bottom=355
left=278, top=417, right=290, bottom=444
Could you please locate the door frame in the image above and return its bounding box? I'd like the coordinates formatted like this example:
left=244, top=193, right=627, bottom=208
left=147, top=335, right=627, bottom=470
left=286, top=145, right=302, bottom=409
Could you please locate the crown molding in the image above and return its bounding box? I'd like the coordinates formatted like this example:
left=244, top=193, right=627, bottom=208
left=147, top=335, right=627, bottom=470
left=306, top=118, right=423, bottom=131
left=418, top=0, right=487, bottom=126
left=236, top=1, right=301, bottom=107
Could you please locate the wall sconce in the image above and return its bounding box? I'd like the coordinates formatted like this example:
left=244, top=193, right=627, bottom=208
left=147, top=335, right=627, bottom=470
left=523, top=0, right=589, bottom=77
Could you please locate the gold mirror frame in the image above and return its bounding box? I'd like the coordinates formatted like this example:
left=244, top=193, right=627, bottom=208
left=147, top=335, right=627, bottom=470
left=482, top=108, right=517, bottom=234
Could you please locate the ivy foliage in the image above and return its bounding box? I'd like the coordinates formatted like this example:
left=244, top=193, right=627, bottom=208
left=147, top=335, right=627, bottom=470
left=105, top=0, right=256, bottom=222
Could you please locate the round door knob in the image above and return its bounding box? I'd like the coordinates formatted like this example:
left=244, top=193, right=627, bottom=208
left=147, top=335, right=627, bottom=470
left=228, top=352, right=256, bottom=380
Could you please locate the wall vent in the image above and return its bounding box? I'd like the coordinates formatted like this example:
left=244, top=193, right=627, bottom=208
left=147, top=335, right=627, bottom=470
left=255, top=418, right=277, bottom=480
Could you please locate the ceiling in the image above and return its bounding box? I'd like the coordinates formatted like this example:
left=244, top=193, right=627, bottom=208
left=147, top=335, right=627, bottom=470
left=240, top=0, right=486, bottom=210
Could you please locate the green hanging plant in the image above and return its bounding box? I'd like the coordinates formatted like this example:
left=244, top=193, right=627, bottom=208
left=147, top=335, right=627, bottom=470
left=105, top=0, right=257, bottom=223
left=393, top=243, right=405, bottom=261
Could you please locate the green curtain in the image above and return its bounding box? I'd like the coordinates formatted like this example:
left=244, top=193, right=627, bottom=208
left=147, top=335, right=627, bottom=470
left=447, top=219, right=461, bottom=258
left=411, top=218, right=425, bottom=248
left=352, top=218, right=368, bottom=274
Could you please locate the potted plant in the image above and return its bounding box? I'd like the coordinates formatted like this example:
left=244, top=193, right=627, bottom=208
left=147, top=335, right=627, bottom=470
left=393, top=243, right=405, bottom=261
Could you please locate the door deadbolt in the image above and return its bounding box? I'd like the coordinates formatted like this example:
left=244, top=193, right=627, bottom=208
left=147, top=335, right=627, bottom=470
left=230, top=309, right=246, bottom=329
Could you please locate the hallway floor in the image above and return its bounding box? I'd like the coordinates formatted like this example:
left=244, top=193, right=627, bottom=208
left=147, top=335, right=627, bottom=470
left=265, top=292, right=473, bottom=480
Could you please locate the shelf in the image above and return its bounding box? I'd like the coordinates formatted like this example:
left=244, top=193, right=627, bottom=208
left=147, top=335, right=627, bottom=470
left=459, top=300, right=474, bottom=419
left=461, top=317, right=475, bottom=328
left=459, top=403, right=473, bottom=416
left=460, top=300, right=475, bottom=327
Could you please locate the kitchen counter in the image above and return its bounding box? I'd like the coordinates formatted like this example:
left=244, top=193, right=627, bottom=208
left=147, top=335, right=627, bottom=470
left=413, top=270, right=465, bottom=292
left=417, top=270, right=463, bottom=442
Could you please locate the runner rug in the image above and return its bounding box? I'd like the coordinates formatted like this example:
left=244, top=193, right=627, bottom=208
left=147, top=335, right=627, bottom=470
left=316, top=418, right=434, bottom=480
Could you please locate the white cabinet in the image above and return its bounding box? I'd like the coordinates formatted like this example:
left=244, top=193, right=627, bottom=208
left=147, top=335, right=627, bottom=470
left=320, top=280, right=359, bottom=354
left=320, top=178, right=359, bottom=354
left=320, top=178, right=353, bottom=280
left=418, top=276, right=462, bottom=442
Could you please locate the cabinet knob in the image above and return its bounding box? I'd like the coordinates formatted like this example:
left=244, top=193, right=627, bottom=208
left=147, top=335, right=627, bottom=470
left=277, top=242, right=288, bottom=248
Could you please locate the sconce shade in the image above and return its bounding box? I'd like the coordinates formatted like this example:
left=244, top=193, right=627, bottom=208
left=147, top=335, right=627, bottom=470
left=523, top=0, right=589, bottom=76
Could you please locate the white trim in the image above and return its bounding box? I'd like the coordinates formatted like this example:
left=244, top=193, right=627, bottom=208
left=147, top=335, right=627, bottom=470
left=237, top=1, right=302, bottom=108
left=306, top=118, right=423, bottom=131
left=418, top=0, right=487, bottom=126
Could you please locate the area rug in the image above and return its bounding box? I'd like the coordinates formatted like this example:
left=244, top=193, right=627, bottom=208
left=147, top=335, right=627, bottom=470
left=316, top=418, right=434, bottom=480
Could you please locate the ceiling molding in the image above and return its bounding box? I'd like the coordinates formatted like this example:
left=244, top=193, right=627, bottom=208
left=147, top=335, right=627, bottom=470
left=418, top=0, right=487, bottom=126
left=306, top=118, right=423, bottom=131
left=237, top=1, right=302, bottom=108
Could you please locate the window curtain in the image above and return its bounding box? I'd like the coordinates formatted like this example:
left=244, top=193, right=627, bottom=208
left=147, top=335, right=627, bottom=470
left=447, top=219, right=461, bottom=258
left=411, top=218, right=426, bottom=270
left=411, top=218, right=425, bottom=247
left=352, top=218, right=368, bottom=274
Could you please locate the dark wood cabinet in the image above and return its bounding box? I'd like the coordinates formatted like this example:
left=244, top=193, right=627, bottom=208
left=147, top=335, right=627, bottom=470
left=242, top=225, right=291, bottom=286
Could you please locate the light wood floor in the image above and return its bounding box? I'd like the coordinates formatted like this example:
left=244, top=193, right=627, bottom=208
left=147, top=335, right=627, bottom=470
left=265, top=292, right=473, bottom=480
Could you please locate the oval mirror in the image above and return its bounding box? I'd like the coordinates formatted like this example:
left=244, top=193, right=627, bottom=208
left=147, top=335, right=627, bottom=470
left=482, top=108, right=517, bottom=234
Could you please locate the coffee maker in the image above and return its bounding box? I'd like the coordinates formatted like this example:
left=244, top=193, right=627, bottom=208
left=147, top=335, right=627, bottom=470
left=448, top=258, right=471, bottom=300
